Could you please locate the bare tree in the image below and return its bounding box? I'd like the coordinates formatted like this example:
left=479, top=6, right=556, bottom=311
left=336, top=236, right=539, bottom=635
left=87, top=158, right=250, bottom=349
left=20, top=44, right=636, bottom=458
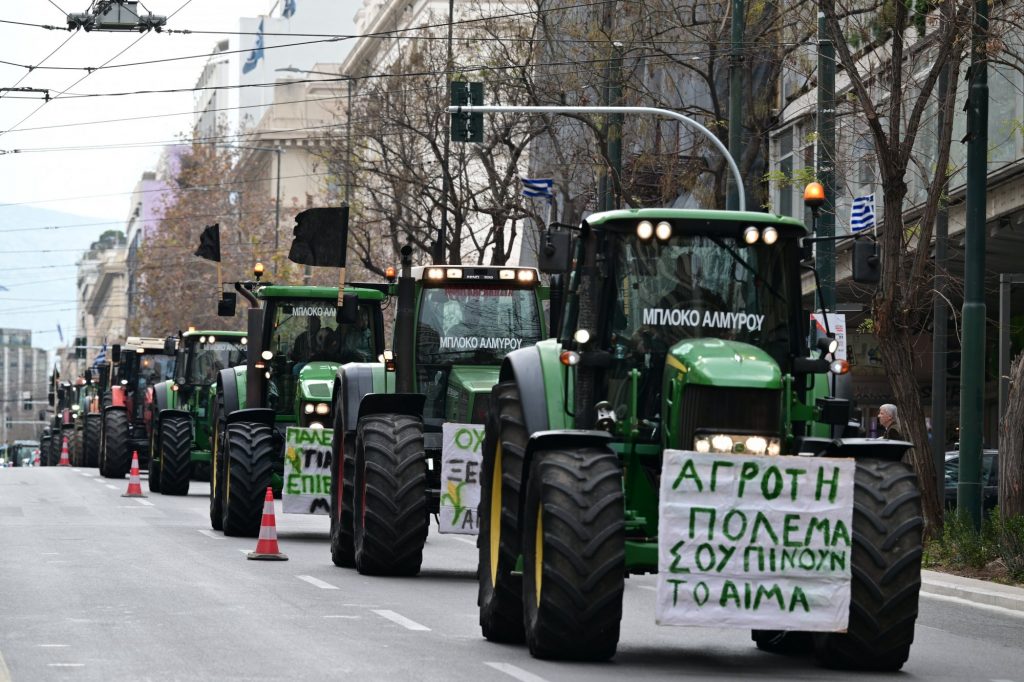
left=1000, top=352, right=1024, bottom=518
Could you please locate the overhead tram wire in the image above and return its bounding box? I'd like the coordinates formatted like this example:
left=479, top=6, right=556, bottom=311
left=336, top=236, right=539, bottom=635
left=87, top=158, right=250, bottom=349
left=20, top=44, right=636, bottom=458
left=0, top=31, right=77, bottom=101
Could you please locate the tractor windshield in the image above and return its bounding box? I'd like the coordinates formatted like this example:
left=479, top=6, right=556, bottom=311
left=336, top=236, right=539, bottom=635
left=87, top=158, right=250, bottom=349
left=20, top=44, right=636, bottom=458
left=609, top=234, right=795, bottom=363
left=137, top=352, right=175, bottom=389
left=415, top=285, right=542, bottom=366
left=187, top=338, right=246, bottom=386
left=269, top=299, right=376, bottom=368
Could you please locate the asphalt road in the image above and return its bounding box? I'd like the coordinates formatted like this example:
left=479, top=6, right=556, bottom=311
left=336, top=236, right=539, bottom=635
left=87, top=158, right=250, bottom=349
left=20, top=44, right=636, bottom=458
left=2, top=467, right=1023, bottom=682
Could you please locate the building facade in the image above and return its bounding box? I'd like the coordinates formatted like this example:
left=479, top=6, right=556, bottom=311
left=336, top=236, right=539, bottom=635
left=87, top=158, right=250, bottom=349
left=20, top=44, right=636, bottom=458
left=0, top=329, right=49, bottom=442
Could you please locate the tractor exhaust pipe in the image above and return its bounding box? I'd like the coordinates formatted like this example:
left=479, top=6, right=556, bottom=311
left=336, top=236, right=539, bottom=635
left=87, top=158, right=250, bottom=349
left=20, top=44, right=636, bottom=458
left=395, top=244, right=415, bottom=394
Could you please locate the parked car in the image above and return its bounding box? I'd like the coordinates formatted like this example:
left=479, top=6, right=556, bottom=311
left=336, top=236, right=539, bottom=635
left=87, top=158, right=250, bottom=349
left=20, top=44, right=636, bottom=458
left=944, top=449, right=999, bottom=514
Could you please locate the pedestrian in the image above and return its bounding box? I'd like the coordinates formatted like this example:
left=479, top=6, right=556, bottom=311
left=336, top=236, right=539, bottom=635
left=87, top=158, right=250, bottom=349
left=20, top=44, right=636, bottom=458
left=878, top=403, right=903, bottom=440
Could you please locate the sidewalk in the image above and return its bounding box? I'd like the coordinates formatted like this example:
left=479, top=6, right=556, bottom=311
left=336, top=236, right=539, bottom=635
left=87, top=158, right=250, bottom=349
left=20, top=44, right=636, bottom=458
left=921, top=569, right=1024, bottom=612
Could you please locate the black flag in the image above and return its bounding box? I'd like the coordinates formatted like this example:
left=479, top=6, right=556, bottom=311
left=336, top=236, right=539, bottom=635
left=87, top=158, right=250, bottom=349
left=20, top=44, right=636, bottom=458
left=288, top=207, right=348, bottom=267
left=195, top=223, right=221, bottom=262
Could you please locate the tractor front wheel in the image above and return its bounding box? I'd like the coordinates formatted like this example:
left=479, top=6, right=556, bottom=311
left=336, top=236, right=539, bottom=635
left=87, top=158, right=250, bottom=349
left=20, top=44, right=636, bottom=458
left=84, top=414, right=101, bottom=468
left=222, top=420, right=275, bottom=537
left=478, top=381, right=528, bottom=643
left=813, top=458, right=922, bottom=671
left=209, top=395, right=226, bottom=531
left=352, top=414, right=427, bottom=576
left=521, top=447, right=624, bottom=661
left=100, top=411, right=130, bottom=479
left=329, top=410, right=356, bottom=568
left=159, top=415, right=193, bottom=496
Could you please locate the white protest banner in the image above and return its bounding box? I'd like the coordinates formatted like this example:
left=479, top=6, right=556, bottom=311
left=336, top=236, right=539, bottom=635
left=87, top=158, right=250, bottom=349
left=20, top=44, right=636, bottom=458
left=439, top=422, right=485, bottom=534
left=283, top=426, right=333, bottom=515
left=657, top=451, right=855, bottom=631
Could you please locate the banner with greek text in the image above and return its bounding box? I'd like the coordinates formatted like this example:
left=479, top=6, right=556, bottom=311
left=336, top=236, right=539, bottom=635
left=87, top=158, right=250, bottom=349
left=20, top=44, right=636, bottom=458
left=657, top=451, right=855, bottom=630
left=283, top=426, right=333, bottom=515
left=439, top=422, right=485, bottom=534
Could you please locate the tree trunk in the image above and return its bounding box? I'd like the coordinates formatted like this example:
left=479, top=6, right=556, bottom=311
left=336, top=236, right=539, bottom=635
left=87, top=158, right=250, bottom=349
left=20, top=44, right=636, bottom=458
left=999, top=352, right=1024, bottom=519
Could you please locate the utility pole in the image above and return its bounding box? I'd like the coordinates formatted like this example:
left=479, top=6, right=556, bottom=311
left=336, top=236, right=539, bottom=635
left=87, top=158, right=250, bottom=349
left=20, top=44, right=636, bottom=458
left=598, top=3, right=623, bottom=212
left=815, top=4, right=836, bottom=313
left=958, top=0, right=989, bottom=530
left=437, top=0, right=455, bottom=265
left=346, top=79, right=353, bottom=206
left=727, top=0, right=744, bottom=211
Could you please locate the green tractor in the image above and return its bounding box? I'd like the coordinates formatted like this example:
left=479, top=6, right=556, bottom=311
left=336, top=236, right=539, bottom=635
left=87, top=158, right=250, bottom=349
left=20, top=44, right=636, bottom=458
left=329, top=246, right=546, bottom=575
left=477, top=207, right=922, bottom=670
left=209, top=269, right=386, bottom=537
left=149, top=330, right=247, bottom=495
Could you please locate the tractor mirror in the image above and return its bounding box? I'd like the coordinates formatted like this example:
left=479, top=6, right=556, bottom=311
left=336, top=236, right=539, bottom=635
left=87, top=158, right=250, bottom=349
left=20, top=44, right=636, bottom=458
left=218, top=292, right=237, bottom=317
left=337, top=294, right=359, bottom=324
left=537, top=228, right=572, bottom=274
left=84, top=369, right=93, bottom=383
left=47, top=392, right=55, bottom=407
left=852, top=240, right=880, bottom=283
left=163, top=337, right=176, bottom=355
left=111, top=344, right=121, bottom=361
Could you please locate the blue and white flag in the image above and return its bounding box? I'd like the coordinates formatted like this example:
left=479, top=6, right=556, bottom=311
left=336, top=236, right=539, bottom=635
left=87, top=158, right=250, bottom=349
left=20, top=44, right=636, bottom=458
left=850, top=193, right=876, bottom=232
left=520, top=177, right=553, bottom=199
left=92, top=344, right=107, bottom=367
left=56, top=323, right=63, bottom=343
left=282, top=0, right=296, bottom=18
left=242, top=18, right=265, bottom=74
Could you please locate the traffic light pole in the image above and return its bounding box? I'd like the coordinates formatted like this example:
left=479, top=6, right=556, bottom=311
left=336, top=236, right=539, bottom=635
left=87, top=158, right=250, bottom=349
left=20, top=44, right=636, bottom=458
left=447, top=105, right=746, bottom=211
left=726, top=0, right=745, bottom=211
left=816, top=4, right=837, bottom=313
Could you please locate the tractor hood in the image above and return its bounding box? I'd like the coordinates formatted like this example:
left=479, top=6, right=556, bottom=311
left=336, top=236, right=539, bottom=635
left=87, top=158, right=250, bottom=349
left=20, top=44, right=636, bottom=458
left=668, top=338, right=782, bottom=389
left=298, top=361, right=339, bottom=401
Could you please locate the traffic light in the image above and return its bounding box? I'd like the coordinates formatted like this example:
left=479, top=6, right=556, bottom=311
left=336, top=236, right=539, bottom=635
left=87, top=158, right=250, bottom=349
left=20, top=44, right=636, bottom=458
left=852, top=240, right=880, bottom=283
left=450, top=81, right=484, bottom=143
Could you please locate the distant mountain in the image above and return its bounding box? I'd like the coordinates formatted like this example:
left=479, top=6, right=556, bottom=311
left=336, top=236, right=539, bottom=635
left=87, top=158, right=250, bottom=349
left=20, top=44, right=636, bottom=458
left=0, top=205, right=124, bottom=355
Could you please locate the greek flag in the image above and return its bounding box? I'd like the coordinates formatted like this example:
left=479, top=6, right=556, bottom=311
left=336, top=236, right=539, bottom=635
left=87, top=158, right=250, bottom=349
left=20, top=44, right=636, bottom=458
left=92, top=345, right=107, bottom=367
left=282, top=0, right=296, bottom=18
left=850, top=193, right=876, bottom=232
left=242, top=18, right=265, bottom=74
left=521, top=177, right=553, bottom=199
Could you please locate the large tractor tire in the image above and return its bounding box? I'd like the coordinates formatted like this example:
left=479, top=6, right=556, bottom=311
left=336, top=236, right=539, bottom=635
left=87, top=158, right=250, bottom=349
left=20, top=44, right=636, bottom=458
left=100, top=410, right=130, bottom=479
left=72, top=428, right=84, bottom=467
left=478, top=382, right=528, bottom=643
left=813, top=458, right=922, bottom=671
left=159, top=415, right=193, bottom=496
left=329, top=404, right=356, bottom=567
left=209, top=395, right=226, bottom=531
left=148, top=423, right=162, bottom=493
left=222, top=420, right=275, bottom=537
left=39, top=437, right=50, bottom=466
left=521, top=447, right=624, bottom=661
left=47, top=432, right=61, bottom=466
left=84, top=414, right=101, bottom=468
left=352, top=414, right=428, bottom=576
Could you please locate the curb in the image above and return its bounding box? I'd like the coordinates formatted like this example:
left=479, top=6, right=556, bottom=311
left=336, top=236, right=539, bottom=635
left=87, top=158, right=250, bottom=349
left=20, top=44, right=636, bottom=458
left=921, top=569, right=1024, bottom=613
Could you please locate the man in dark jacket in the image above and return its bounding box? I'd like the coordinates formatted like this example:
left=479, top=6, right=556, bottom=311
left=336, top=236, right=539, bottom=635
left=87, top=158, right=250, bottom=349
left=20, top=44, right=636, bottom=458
left=878, top=403, right=902, bottom=440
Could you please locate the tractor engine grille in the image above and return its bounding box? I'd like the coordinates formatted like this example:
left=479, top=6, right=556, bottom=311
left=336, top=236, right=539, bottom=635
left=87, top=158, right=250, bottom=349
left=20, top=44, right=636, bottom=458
left=677, top=384, right=781, bottom=447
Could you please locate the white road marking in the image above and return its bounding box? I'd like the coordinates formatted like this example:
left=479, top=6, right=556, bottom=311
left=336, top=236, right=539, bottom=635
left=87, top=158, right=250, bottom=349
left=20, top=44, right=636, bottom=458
left=93, top=478, right=105, bottom=483
left=134, top=499, right=155, bottom=507
left=72, top=468, right=81, bottom=472
left=297, top=575, right=339, bottom=590
left=37, top=644, right=70, bottom=648
left=47, top=663, right=85, bottom=668
left=0, top=649, right=10, bottom=682
left=198, top=530, right=224, bottom=540
left=921, top=592, right=1024, bottom=619
left=484, top=662, right=551, bottom=682
left=372, top=609, right=430, bottom=631
left=105, top=484, right=118, bottom=490
left=237, top=548, right=250, bottom=554
left=449, top=535, right=477, bottom=545
left=323, top=615, right=361, bottom=619
left=41, top=552, right=59, bottom=556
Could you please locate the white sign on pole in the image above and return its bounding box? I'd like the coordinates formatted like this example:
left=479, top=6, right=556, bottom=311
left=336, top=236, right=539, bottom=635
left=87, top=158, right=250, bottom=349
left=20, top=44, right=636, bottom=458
left=282, top=426, right=333, bottom=515
left=439, top=422, right=485, bottom=534
left=811, top=313, right=847, bottom=361
left=656, top=451, right=855, bottom=631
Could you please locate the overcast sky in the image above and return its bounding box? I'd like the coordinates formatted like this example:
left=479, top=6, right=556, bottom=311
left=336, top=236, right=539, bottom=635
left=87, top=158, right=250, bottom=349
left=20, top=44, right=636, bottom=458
left=0, top=1, right=355, bottom=349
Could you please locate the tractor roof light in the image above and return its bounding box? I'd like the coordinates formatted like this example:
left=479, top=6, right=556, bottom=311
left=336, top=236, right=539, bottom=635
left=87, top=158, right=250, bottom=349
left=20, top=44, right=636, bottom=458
left=241, top=337, right=247, bottom=346
left=187, top=326, right=196, bottom=333
left=315, top=403, right=330, bottom=415
left=499, top=269, right=515, bottom=280
left=636, top=220, right=654, bottom=240
left=743, top=226, right=760, bottom=245
left=762, top=226, right=779, bottom=245
left=446, top=268, right=463, bottom=279
left=385, top=266, right=397, bottom=281
left=516, top=269, right=535, bottom=283
left=559, top=350, right=580, bottom=366
left=208, top=335, right=216, bottom=343
left=136, top=347, right=145, bottom=354
left=426, top=267, right=445, bottom=281
left=803, top=182, right=826, bottom=209
left=304, top=403, right=315, bottom=414
left=254, top=262, right=265, bottom=280
left=199, top=336, right=207, bottom=344
left=655, top=221, right=673, bottom=241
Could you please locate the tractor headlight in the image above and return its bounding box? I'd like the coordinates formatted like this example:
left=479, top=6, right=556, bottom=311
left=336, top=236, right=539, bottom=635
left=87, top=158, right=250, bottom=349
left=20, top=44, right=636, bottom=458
left=655, top=221, right=673, bottom=240
left=309, top=421, right=324, bottom=430
left=304, top=403, right=315, bottom=415
left=745, top=436, right=768, bottom=454
left=573, top=329, right=591, bottom=344
left=315, top=403, right=330, bottom=415
left=711, top=434, right=734, bottom=452
left=426, top=267, right=444, bottom=281
left=694, top=437, right=711, bottom=453
left=743, top=226, right=760, bottom=244
left=499, top=269, right=515, bottom=280
left=762, top=226, right=779, bottom=245
left=516, top=269, right=535, bottom=283
left=636, top=220, right=654, bottom=240
left=446, top=268, right=463, bottom=279
left=694, top=433, right=781, bottom=455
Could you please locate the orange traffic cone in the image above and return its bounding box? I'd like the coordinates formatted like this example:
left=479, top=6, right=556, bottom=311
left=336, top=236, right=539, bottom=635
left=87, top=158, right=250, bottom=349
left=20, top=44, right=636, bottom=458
left=122, top=451, right=147, bottom=498
left=57, top=436, right=71, bottom=467
left=247, top=487, right=288, bottom=561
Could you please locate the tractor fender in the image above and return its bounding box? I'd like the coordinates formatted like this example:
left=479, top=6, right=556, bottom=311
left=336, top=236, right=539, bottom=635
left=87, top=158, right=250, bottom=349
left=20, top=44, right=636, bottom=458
left=217, top=367, right=241, bottom=416
left=357, top=393, right=426, bottom=423
left=153, top=381, right=171, bottom=413
left=110, top=385, right=127, bottom=408
left=225, top=407, right=276, bottom=428
left=501, top=346, right=550, bottom=436
left=517, top=429, right=615, bottom=530
left=335, top=363, right=381, bottom=435
left=797, top=436, right=912, bottom=462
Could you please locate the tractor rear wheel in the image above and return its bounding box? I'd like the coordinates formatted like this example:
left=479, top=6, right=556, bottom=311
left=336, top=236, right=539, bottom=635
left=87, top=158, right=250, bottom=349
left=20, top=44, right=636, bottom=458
left=48, top=435, right=60, bottom=466
left=148, top=422, right=162, bottom=493
left=72, top=428, right=84, bottom=467
left=84, top=414, right=101, bottom=468
left=352, top=414, right=427, bottom=576
left=752, top=630, right=814, bottom=656
left=329, top=404, right=356, bottom=567
left=209, top=394, right=226, bottom=531
left=101, top=410, right=129, bottom=478
left=521, top=447, right=624, bottom=661
left=222, top=420, right=275, bottom=537
left=478, top=381, right=528, bottom=643
left=39, top=438, right=50, bottom=466
left=159, top=415, right=193, bottom=496
left=813, top=458, right=922, bottom=671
